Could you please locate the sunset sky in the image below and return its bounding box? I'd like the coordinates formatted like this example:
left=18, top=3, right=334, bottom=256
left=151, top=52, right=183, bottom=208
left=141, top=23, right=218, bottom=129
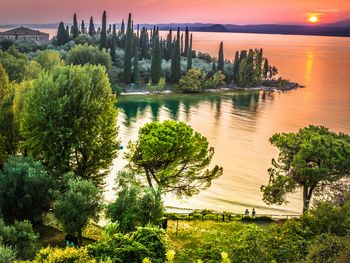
left=0, top=0, right=349, bottom=25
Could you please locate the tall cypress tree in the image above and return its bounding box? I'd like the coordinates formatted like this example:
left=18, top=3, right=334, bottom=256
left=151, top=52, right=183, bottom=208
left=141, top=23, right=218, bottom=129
left=187, top=34, right=193, bottom=71
left=212, top=62, right=217, bottom=74
left=233, top=51, right=240, bottom=84
left=133, top=39, right=139, bottom=84
left=110, top=24, right=117, bottom=65
left=57, top=22, right=67, bottom=45
left=121, top=19, right=125, bottom=35
left=72, top=13, right=79, bottom=39
left=171, top=28, right=181, bottom=82
left=166, top=29, right=173, bottom=60
left=151, top=35, right=162, bottom=84
left=124, top=13, right=133, bottom=84
left=180, top=33, right=184, bottom=55
left=88, top=16, right=96, bottom=36
left=184, top=26, right=189, bottom=57
left=218, top=41, right=224, bottom=72
left=256, top=48, right=263, bottom=82
left=263, top=58, right=269, bottom=80
left=100, top=11, right=107, bottom=50
left=81, top=20, right=86, bottom=34
left=65, top=26, right=70, bottom=43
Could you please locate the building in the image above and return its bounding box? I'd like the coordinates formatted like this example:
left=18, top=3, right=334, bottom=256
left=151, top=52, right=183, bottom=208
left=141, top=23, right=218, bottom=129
left=0, top=27, right=49, bottom=43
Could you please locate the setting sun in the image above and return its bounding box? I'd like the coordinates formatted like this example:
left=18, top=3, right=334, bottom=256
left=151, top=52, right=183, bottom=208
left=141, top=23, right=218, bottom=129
left=308, top=15, right=319, bottom=23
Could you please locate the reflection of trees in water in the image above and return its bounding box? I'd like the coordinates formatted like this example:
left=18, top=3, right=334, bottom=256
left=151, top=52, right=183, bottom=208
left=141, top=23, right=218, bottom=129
left=118, top=91, right=274, bottom=126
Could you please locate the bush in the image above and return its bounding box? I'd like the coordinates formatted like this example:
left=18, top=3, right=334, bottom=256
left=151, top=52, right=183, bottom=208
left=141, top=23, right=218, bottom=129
left=0, top=156, right=55, bottom=224
left=132, top=227, right=166, bottom=263
left=177, top=68, right=206, bottom=93
left=28, top=247, right=97, bottom=263
left=0, top=219, right=39, bottom=260
left=66, top=44, right=112, bottom=71
left=304, top=234, right=350, bottom=263
left=0, top=244, right=16, bottom=263
left=33, top=49, right=62, bottom=70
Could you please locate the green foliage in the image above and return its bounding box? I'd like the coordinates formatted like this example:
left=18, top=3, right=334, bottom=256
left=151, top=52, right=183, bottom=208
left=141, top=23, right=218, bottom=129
left=217, top=42, right=224, bottom=72
left=126, top=120, right=223, bottom=197
left=66, top=44, right=112, bottom=71
left=28, top=246, right=98, bottom=263
left=0, top=244, right=16, bottom=263
left=170, top=36, right=181, bottom=82
left=21, top=64, right=119, bottom=187
left=261, top=125, right=350, bottom=212
left=100, top=11, right=107, bottom=50
left=106, top=171, right=164, bottom=233
left=24, top=61, right=42, bottom=80
left=56, top=22, right=69, bottom=46
left=33, top=50, right=62, bottom=70
left=177, top=68, right=206, bottom=93
left=88, top=226, right=166, bottom=263
left=88, top=17, right=96, bottom=36
left=304, top=234, right=350, bottom=263
left=0, top=156, right=55, bottom=224
left=0, top=48, right=28, bottom=82
left=124, top=13, right=133, bottom=84
left=204, top=71, right=225, bottom=89
left=151, top=35, right=162, bottom=84
left=0, top=219, right=39, bottom=260
left=53, top=174, right=103, bottom=246
left=148, top=77, right=166, bottom=93
left=72, top=13, right=79, bottom=39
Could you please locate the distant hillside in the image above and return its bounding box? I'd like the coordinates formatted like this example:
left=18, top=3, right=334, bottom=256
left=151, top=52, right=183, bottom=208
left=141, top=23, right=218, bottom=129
left=326, top=19, right=350, bottom=28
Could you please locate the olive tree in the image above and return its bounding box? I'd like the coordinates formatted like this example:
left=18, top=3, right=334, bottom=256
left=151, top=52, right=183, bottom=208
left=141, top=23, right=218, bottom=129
left=261, top=125, right=350, bottom=212
left=125, top=120, right=223, bottom=197
left=53, top=174, right=103, bottom=246
left=21, top=64, right=119, bottom=187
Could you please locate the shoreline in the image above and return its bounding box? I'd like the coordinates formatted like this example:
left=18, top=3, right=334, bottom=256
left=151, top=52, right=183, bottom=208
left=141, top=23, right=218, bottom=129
left=119, top=82, right=303, bottom=96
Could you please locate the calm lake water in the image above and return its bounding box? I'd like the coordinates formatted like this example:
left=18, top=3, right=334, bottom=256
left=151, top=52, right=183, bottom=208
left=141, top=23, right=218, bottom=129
left=112, top=32, right=350, bottom=214
left=4, top=28, right=350, bottom=214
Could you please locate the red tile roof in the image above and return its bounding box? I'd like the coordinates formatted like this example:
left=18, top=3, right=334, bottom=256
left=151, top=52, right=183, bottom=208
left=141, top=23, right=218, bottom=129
left=0, top=27, right=49, bottom=36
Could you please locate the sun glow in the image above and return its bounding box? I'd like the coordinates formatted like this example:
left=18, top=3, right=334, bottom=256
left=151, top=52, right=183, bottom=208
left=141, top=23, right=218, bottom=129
left=308, top=15, right=319, bottom=23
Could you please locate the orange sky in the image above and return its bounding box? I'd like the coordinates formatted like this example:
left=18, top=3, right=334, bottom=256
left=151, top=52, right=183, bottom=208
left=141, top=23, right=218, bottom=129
left=0, top=0, right=349, bottom=24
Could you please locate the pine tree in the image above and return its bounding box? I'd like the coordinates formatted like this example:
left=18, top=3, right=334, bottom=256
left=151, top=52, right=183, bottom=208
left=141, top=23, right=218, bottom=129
left=81, top=20, right=86, bottom=34
left=88, top=16, right=96, bottom=36
left=151, top=35, right=162, bottom=84
left=233, top=51, right=240, bottom=84
left=218, top=41, right=224, bottom=72
left=171, top=28, right=181, bottom=82
left=184, top=26, right=189, bottom=57
left=124, top=13, right=133, bottom=84
left=57, top=22, right=67, bottom=45
left=187, top=34, right=193, bottom=71
left=72, top=13, right=79, bottom=39
left=121, top=19, right=125, bottom=35
left=100, top=11, right=107, bottom=50
left=110, top=24, right=117, bottom=65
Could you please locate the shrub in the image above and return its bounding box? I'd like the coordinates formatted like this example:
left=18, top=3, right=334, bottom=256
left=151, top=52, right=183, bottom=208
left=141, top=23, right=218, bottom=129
left=177, top=68, right=206, bottom=93
left=0, top=219, right=39, bottom=260
left=29, top=247, right=97, bottom=263
left=0, top=244, right=16, bottom=263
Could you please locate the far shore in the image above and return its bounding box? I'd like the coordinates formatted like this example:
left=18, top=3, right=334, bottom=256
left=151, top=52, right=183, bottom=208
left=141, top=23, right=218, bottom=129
left=119, top=82, right=303, bottom=96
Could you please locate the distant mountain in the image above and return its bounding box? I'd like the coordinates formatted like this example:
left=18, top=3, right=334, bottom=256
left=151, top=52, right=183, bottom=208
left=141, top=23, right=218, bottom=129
left=1, top=20, right=350, bottom=37
left=325, top=19, right=350, bottom=28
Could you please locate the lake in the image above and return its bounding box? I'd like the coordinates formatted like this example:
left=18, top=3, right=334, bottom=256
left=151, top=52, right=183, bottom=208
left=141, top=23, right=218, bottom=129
left=111, top=32, right=350, bottom=214
left=4, top=28, right=350, bottom=214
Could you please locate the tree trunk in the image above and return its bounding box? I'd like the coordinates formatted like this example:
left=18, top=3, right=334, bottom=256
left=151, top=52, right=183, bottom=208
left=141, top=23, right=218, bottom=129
left=145, top=170, right=153, bottom=188
left=77, top=228, right=82, bottom=247
left=303, top=185, right=311, bottom=213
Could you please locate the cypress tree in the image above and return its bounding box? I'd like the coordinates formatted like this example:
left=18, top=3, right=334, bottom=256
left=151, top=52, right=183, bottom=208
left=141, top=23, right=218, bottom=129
left=88, top=16, right=96, bottom=36
left=121, top=19, right=125, bottom=35
left=263, top=58, right=269, bottom=80
left=81, top=20, right=86, bottom=34
left=166, top=29, right=173, bottom=60
left=240, top=50, right=247, bottom=62
left=108, top=24, right=112, bottom=34
left=133, top=40, right=139, bottom=84
left=151, top=35, right=162, bottom=84
left=171, top=28, right=181, bottom=82
left=212, top=62, right=217, bottom=74
left=100, top=11, right=107, bottom=50
left=233, top=51, right=240, bottom=84
left=256, top=48, right=263, bottom=82
left=72, top=13, right=79, bottom=39
left=124, top=13, right=133, bottom=84
left=180, top=33, right=184, bottom=55
left=218, top=41, right=224, bottom=72
left=57, top=22, right=67, bottom=45
left=184, top=26, right=189, bottom=57
left=110, top=24, right=117, bottom=65
left=65, top=26, right=70, bottom=43
left=187, top=34, right=193, bottom=71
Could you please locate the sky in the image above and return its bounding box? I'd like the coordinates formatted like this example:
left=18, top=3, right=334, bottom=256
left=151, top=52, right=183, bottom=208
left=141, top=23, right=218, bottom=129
left=0, top=0, right=349, bottom=25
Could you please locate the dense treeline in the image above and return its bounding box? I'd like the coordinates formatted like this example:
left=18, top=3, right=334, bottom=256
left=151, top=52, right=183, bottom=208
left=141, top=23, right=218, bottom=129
left=0, top=12, right=285, bottom=94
